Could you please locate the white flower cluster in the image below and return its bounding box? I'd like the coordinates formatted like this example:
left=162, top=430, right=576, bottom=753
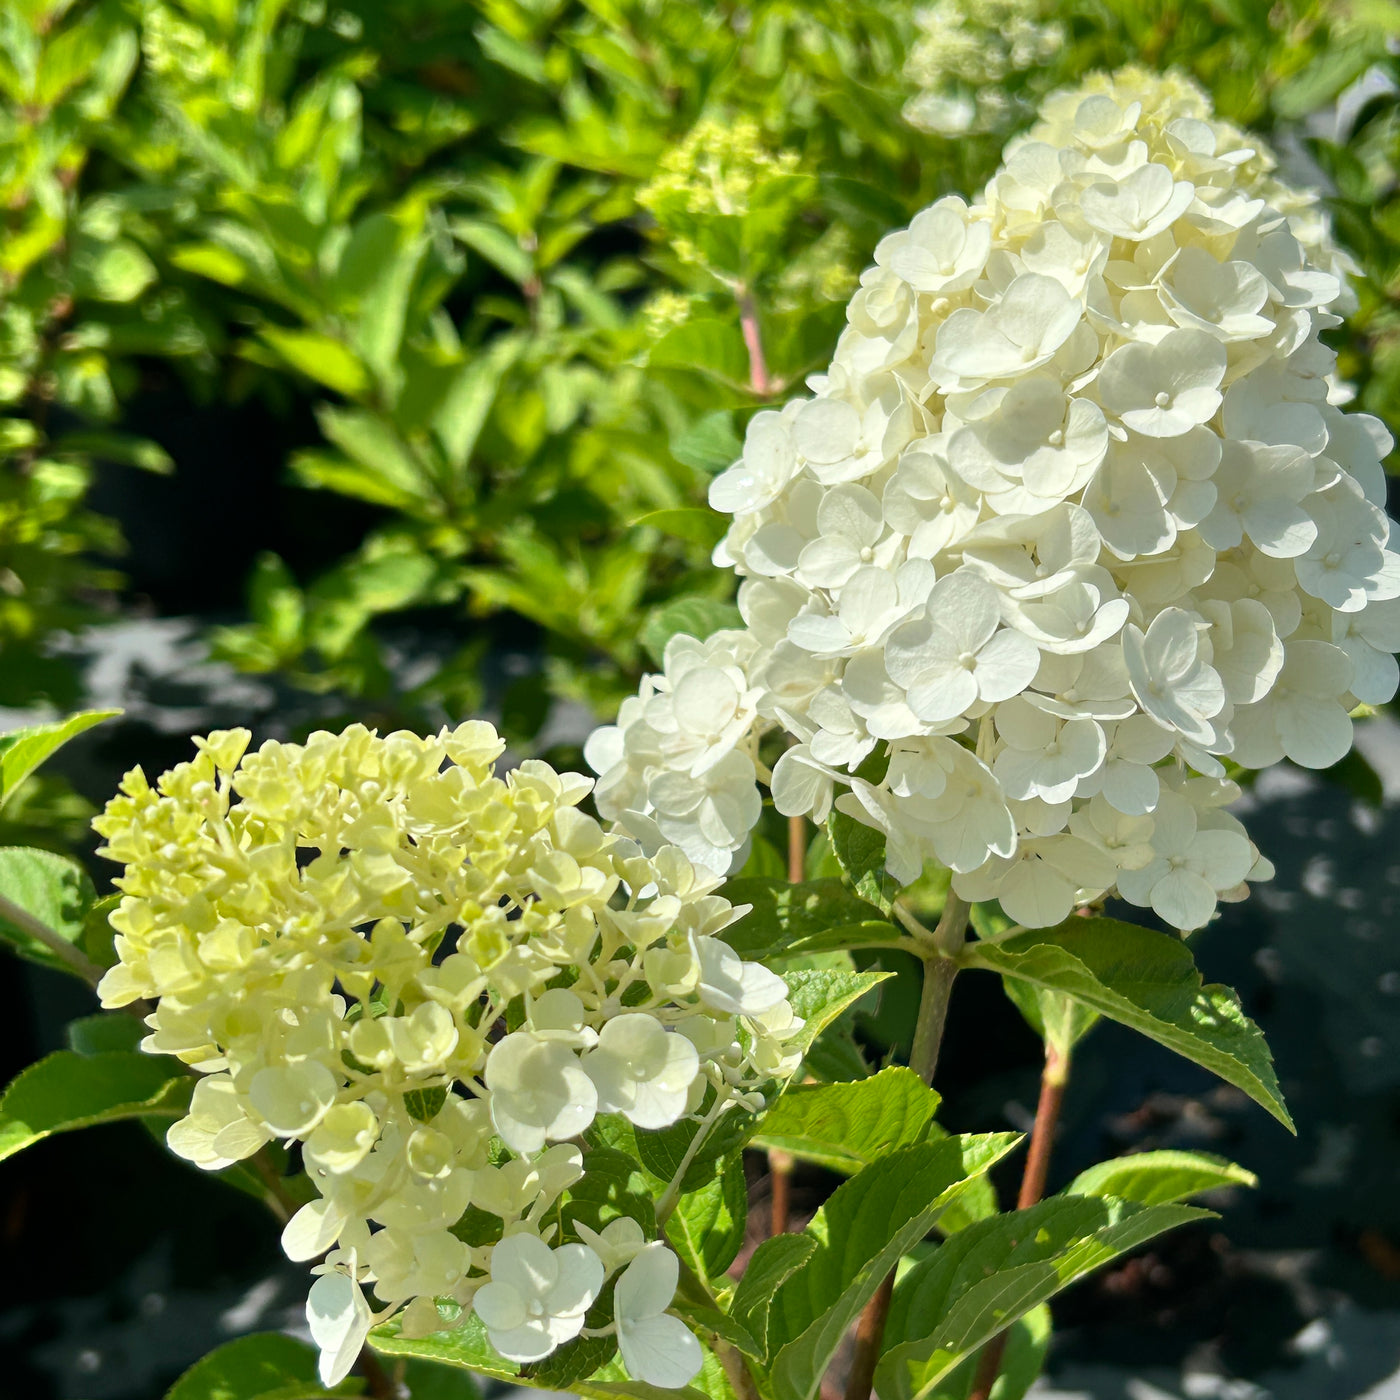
left=95, top=723, right=801, bottom=1387
left=902, top=0, right=1065, bottom=136
left=590, top=69, right=1400, bottom=934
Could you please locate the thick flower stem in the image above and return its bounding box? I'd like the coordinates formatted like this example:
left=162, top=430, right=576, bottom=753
left=967, top=1041, right=1070, bottom=1400
left=845, top=894, right=968, bottom=1400
left=1016, top=1042, right=1068, bottom=1211
left=908, top=953, right=959, bottom=1087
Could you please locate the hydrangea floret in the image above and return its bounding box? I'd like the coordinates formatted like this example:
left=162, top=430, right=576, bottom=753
left=587, top=69, right=1400, bottom=934
left=93, top=722, right=802, bottom=1386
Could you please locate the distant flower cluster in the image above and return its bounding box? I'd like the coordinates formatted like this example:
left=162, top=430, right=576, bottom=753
left=95, top=724, right=800, bottom=1386
left=589, top=70, right=1400, bottom=933
left=902, top=0, right=1065, bottom=136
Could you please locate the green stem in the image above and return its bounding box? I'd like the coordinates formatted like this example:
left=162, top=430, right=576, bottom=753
left=656, top=1090, right=730, bottom=1223
left=908, top=892, right=970, bottom=1084
left=909, top=954, right=959, bottom=1086
left=0, top=890, right=106, bottom=985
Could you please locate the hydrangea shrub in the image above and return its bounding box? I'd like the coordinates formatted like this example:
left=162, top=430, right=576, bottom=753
left=0, top=65, right=1393, bottom=1400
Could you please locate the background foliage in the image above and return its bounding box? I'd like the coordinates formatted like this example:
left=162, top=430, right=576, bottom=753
left=6, top=0, right=1400, bottom=1397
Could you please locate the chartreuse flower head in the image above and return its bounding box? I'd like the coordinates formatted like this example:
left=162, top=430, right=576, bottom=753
left=588, top=68, right=1400, bottom=935
left=95, top=721, right=801, bottom=1386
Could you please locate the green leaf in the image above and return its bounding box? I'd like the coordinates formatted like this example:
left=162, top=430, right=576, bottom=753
left=0, top=846, right=96, bottom=974
left=649, top=319, right=751, bottom=387
left=169, top=242, right=252, bottom=288
left=314, top=406, right=435, bottom=508
left=433, top=340, right=520, bottom=472
left=965, top=918, right=1292, bottom=1130
left=670, top=411, right=740, bottom=474
left=825, top=810, right=897, bottom=913
left=164, top=1331, right=358, bottom=1399
left=926, top=1133, right=998, bottom=1237
left=876, top=1196, right=1209, bottom=1400
left=74, top=238, right=156, bottom=303
left=372, top=1312, right=515, bottom=1385
left=260, top=327, right=370, bottom=398
left=452, top=218, right=534, bottom=284
left=0, top=709, right=121, bottom=807
left=1272, top=42, right=1378, bottom=119
left=632, top=1096, right=758, bottom=1196
left=562, top=1146, right=658, bottom=1239
left=289, top=451, right=425, bottom=511
left=1066, top=1150, right=1257, bottom=1206
left=767, top=1135, right=1022, bottom=1400
left=67, top=1013, right=143, bottom=1055
left=632, top=508, right=729, bottom=549
left=397, top=1359, right=482, bottom=1400
left=640, top=596, right=742, bottom=667
left=54, top=430, right=174, bottom=474
left=405, top=1086, right=449, bottom=1122
left=339, top=213, right=426, bottom=387
left=372, top=1310, right=714, bottom=1400
left=916, top=1307, right=1050, bottom=1400
left=729, top=1233, right=817, bottom=1359
left=520, top=1328, right=618, bottom=1391
left=763, top=303, right=848, bottom=383
left=0, top=1050, right=191, bottom=1163
left=782, top=969, right=891, bottom=1057
left=751, top=1067, right=940, bottom=1174
left=672, top=1301, right=760, bottom=1361
left=720, top=878, right=903, bottom=961
left=1000, top=981, right=1099, bottom=1059
left=667, top=1150, right=747, bottom=1279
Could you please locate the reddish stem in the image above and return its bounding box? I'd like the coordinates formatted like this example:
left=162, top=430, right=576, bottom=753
left=844, top=1271, right=895, bottom=1400
left=968, top=1042, right=1069, bottom=1400
left=788, top=812, right=805, bottom=883
left=739, top=289, right=771, bottom=395
left=769, top=1149, right=793, bottom=1235
left=767, top=806, right=802, bottom=1237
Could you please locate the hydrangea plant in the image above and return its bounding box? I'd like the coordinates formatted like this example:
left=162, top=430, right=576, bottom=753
left=0, top=63, right=1392, bottom=1400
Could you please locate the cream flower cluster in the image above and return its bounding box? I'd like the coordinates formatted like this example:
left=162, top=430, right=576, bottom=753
left=902, top=0, right=1065, bottom=137
left=590, top=69, right=1400, bottom=934
left=94, top=723, right=800, bottom=1387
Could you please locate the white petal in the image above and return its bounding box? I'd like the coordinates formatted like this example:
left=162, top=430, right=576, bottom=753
left=306, top=1272, right=372, bottom=1387
left=619, top=1314, right=704, bottom=1389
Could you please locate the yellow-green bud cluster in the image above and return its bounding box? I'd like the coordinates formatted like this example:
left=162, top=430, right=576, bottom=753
left=94, top=721, right=801, bottom=1377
